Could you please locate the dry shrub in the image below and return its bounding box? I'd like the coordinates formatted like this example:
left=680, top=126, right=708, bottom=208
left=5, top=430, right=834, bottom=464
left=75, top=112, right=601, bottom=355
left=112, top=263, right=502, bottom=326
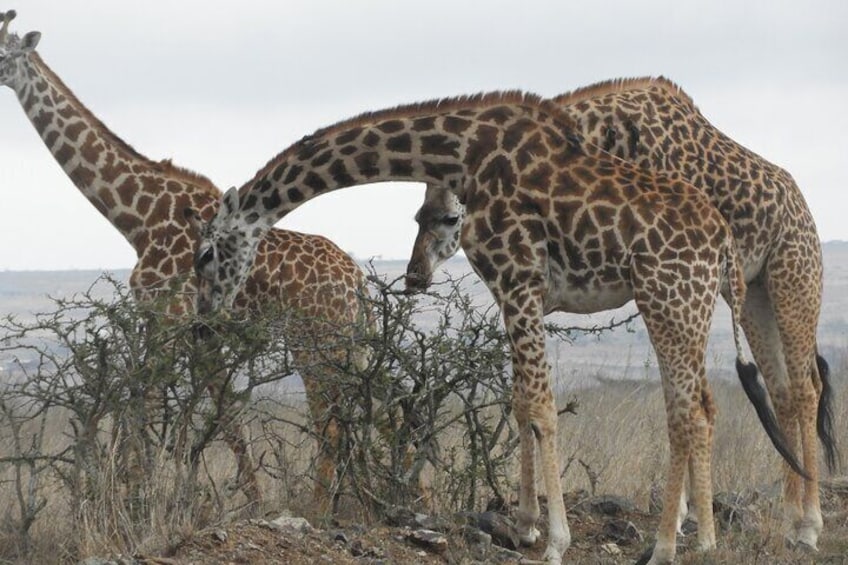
left=0, top=272, right=845, bottom=564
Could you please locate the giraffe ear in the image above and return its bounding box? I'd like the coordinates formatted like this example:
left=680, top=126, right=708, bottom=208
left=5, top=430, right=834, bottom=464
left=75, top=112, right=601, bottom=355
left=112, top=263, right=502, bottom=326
left=21, top=31, right=41, bottom=51
left=222, top=186, right=240, bottom=216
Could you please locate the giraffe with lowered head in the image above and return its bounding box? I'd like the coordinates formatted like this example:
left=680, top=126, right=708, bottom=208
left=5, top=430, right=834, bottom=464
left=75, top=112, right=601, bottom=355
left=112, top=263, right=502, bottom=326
left=0, top=10, right=372, bottom=512
left=405, top=77, right=837, bottom=551
left=188, top=91, right=807, bottom=564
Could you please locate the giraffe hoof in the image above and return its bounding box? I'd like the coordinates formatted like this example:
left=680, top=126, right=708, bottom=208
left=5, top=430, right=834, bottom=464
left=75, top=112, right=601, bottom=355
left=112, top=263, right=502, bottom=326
left=794, top=539, right=819, bottom=553
left=518, top=526, right=540, bottom=545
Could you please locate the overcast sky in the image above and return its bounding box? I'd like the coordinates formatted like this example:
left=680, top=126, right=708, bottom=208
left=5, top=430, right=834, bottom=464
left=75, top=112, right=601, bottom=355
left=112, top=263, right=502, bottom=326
left=1, top=0, right=846, bottom=270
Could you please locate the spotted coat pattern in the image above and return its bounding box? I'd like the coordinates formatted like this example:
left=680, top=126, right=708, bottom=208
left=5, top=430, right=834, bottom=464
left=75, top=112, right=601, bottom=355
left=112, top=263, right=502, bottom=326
left=196, top=91, right=757, bottom=564
left=406, top=77, right=832, bottom=551
left=0, top=12, right=366, bottom=512
left=556, top=78, right=830, bottom=551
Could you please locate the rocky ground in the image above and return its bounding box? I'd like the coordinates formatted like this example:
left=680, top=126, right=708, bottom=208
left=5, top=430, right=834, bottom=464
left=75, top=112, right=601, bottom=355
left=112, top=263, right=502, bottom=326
left=83, top=478, right=848, bottom=565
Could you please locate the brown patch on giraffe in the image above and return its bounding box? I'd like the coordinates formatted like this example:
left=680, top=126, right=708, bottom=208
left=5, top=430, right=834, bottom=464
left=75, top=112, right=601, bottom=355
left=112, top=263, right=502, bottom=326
left=70, top=164, right=96, bottom=187
left=79, top=131, right=103, bottom=164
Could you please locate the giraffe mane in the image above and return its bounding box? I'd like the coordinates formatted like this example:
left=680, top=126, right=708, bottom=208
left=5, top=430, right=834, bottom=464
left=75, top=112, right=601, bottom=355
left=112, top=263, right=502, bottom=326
left=241, top=90, right=575, bottom=193
left=310, top=90, right=550, bottom=139
left=552, top=76, right=699, bottom=111
left=31, top=53, right=222, bottom=200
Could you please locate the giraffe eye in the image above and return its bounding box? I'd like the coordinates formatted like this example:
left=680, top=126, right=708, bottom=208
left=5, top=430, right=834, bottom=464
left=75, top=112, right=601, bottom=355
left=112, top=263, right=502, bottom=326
left=196, top=246, right=215, bottom=270
left=441, top=216, right=460, bottom=227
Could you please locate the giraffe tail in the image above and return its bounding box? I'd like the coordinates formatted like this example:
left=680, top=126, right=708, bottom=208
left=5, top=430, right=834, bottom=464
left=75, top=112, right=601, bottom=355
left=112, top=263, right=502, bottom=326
left=814, top=351, right=840, bottom=473
left=724, top=238, right=811, bottom=480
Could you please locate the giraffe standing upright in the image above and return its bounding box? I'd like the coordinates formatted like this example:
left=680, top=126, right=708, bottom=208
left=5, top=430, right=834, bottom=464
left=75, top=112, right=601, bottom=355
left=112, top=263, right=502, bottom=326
left=0, top=10, right=370, bottom=512
left=405, top=77, right=837, bottom=551
left=187, top=91, right=799, bottom=564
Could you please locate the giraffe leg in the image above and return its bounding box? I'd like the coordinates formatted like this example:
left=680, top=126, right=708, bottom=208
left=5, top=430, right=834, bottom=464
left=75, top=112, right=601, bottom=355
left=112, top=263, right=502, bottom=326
left=690, top=381, right=717, bottom=551
left=633, top=271, right=718, bottom=563
left=500, top=286, right=570, bottom=563
left=676, top=466, right=692, bottom=534
left=767, top=271, right=823, bottom=549
left=742, top=279, right=822, bottom=548
left=645, top=363, right=716, bottom=564
left=513, top=390, right=541, bottom=545
left=300, top=364, right=340, bottom=518
left=738, top=283, right=803, bottom=541
left=218, top=408, right=262, bottom=505
left=208, top=379, right=262, bottom=505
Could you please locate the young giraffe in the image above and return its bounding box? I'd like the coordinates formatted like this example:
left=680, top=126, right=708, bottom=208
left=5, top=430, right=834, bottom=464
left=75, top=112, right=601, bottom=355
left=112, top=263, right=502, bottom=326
left=0, top=11, right=369, bottom=512
left=405, top=77, right=837, bottom=550
left=190, top=91, right=776, bottom=564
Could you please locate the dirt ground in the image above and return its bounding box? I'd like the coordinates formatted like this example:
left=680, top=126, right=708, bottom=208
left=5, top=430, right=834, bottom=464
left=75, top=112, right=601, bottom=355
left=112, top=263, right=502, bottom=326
left=127, top=481, right=848, bottom=565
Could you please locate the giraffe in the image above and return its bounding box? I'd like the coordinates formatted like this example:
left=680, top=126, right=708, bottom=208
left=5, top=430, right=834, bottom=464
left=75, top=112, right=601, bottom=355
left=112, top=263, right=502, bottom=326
left=187, top=91, right=803, bottom=564
left=404, top=77, right=837, bottom=550
left=0, top=10, right=371, bottom=513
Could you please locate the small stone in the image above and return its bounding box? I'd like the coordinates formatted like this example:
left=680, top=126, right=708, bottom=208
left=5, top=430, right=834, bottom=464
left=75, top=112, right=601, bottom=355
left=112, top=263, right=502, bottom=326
left=583, top=495, right=637, bottom=516
left=349, top=539, right=365, bottom=557
left=271, top=515, right=312, bottom=533
left=601, top=542, right=622, bottom=555
left=488, top=546, right=526, bottom=563
left=211, top=528, right=228, bottom=543
left=455, top=511, right=520, bottom=550
left=601, top=519, right=643, bottom=545
left=407, top=528, right=449, bottom=554
left=384, top=505, right=418, bottom=527
left=414, top=512, right=450, bottom=531
left=460, top=524, right=492, bottom=547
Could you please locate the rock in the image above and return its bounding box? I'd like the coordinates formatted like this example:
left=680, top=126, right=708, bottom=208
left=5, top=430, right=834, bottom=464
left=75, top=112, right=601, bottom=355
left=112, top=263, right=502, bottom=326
left=488, top=546, right=526, bottom=563
left=600, top=518, right=643, bottom=545
left=384, top=505, right=418, bottom=527
left=713, top=491, right=757, bottom=532
left=601, top=542, right=622, bottom=555
left=459, top=524, right=492, bottom=547
left=407, top=528, right=449, bottom=554
left=455, top=511, right=520, bottom=550
left=210, top=528, right=228, bottom=543
left=414, top=512, right=451, bottom=531
left=270, top=515, right=313, bottom=533
left=580, top=495, right=637, bottom=516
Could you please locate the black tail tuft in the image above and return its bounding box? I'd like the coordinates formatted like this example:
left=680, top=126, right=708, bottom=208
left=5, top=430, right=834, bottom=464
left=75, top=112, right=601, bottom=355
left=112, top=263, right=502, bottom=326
left=736, top=359, right=810, bottom=480
left=816, top=354, right=840, bottom=473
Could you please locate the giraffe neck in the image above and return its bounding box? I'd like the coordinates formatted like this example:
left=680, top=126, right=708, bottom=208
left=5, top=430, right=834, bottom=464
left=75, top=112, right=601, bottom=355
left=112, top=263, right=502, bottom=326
left=235, top=92, right=579, bottom=229
left=13, top=52, right=217, bottom=253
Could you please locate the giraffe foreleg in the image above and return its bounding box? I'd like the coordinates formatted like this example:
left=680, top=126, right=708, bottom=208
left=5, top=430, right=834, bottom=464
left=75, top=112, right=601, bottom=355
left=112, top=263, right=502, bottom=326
left=300, top=362, right=341, bottom=518
left=499, top=285, right=570, bottom=563
left=512, top=393, right=541, bottom=545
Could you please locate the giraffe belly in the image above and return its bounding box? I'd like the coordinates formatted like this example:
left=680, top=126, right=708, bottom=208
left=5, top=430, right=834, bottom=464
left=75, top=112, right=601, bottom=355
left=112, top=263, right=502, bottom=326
left=544, top=279, right=633, bottom=315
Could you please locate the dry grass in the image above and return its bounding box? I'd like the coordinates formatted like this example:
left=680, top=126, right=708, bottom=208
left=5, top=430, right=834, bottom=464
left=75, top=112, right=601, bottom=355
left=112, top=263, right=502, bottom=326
left=0, top=356, right=846, bottom=563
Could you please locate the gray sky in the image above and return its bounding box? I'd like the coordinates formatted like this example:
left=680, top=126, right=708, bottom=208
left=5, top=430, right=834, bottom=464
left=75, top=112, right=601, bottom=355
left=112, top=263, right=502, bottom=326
left=1, top=0, right=846, bottom=270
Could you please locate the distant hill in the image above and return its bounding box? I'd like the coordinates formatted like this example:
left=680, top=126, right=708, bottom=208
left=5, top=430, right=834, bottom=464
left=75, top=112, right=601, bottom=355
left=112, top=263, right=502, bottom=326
left=1, top=244, right=846, bottom=390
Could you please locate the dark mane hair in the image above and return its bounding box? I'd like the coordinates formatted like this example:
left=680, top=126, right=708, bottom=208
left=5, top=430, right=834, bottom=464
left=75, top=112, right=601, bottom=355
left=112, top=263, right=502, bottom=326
left=552, top=76, right=698, bottom=112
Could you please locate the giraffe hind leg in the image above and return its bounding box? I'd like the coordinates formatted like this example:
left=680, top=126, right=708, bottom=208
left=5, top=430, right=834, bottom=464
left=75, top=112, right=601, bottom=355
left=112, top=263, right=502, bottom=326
left=632, top=264, right=718, bottom=563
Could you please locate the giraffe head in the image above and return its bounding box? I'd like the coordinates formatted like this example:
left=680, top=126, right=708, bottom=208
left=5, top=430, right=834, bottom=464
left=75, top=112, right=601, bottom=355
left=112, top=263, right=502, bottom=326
left=184, top=187, right=261, bottom=315
left=0, top=11, right=40, bottom=88
left=404, top=184, right=465, bottom=293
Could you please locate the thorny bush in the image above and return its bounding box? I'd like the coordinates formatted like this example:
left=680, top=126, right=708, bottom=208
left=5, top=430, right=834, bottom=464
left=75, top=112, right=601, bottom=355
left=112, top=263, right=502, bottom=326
left=0, top=270, right=632, bottom=561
